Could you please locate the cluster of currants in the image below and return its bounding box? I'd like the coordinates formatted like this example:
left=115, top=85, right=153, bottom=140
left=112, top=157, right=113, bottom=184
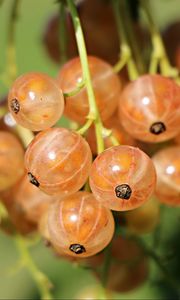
left=0, top=52, right=179, bottom=265
left=0, top=1, right=180, bottom=294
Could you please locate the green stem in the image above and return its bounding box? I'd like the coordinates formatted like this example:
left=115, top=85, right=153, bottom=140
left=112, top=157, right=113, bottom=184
left=77, top=118, right=93, bottom=135
left=15, top=125, right=34, bottom=148
left=63, top=80, right=85, bottom=97
left=109, top=134, right=119, bottom=146
left=15, top=235, right=53, bottom=300
left=112, top=0, right=139, bottom=80
left=140, top=0, right=179, bottom=80
left=67, top=0, right=104, bottom=153
left=102, top=127, right=120, bottom=146
left=0, top=202, right=52, bottom=300
left=59, top=1, right=68, bottom=64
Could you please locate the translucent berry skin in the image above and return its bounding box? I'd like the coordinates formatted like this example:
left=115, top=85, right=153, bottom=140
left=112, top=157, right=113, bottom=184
left=118, top=74, right=180, bottom=143
left=89, top=145, right=156, bottom=211
left=152, top=146, right=180, bottom=206
left=48, top=191, right=115, bottom=258
left=57, top=56, right=122, bottom=124
left=8, top=72, right=64, bottom=131
left=0, top=186, right=36, bottom=235
left=25, top=128, right=92, bottom=195
left=0, top=131, right=24, bottom=191
left=11, top=175, right=56, bottom=223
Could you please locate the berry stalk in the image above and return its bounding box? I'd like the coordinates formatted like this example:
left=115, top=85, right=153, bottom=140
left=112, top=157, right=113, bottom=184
left=15, top=235, right=53, bottom=300
left=0, top=0, right=20, bottom=86
left=140, top=0, right=180, bottom=83
left=66, top=0, right=104, bottom=153
left=112, top=0, right=139, bottom=80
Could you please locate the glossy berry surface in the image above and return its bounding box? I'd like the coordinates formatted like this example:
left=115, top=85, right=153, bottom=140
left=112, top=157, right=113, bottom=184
left=0, top=131, right=24, bottom=191
left=48, top=191, right=115, bottom=258
left=89, top=145, right=156, bottom=211
left=11, top=175, right=56, bottom=223
left=25, top=128, right=92, bottom=195
left=57, top=56, right=122, bottom=124
left=8, top=72, right=64, bottom=131
left=118, top=74, right=180, bottom=143
left=152, top=146, right=180, bottom=206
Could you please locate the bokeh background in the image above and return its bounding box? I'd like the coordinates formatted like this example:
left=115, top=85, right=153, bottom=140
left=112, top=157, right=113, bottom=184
left=0, top=0, right=180, bottom=299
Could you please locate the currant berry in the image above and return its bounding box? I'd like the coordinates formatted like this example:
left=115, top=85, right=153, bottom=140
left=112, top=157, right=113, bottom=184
left=118, top=74, right=180, bottom=143
left=152, top=146, right=180, bottom=206
left=163, top=21, right=180, bottom=66
left=1, top=187, right=36, bottom=235
left=43, top=13, right=77, bottom=63
left=78, top=0, right=119, bottom=65
left=89, top=145, right=156, bottom=211
left=25, top=128, right=92, bottom=195
left=125, top=197, right=160, bottom=234
left=107, top=237, right=149, bottom=293
left=8, top=72, right=64, bottom=131
left=0, top=131, right=24, bottom=191
left=48, top=191, right=115, bottom=257
left=10, top=175, right=56, bottom=224
left=57, top=56, right=122, bottom=124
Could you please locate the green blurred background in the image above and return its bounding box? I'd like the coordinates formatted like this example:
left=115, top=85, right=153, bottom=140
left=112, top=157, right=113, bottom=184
left=0, top=0, right=180, bottom=299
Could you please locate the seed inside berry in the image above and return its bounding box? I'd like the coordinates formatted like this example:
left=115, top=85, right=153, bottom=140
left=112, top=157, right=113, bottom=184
left=11, top=98, right=20, bottom=114
left=69, top=243, right=86, bottom=254
left=28, top=172, right=40, bottom=187
left=115, top=184, right=132, bottom=199
left=150, top=122, right=166, bottom=135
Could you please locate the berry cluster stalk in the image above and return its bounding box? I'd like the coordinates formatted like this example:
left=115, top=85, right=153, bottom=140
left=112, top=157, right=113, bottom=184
left=0, top=0, right=19, bottom=86
left=15, top=235, right=53, bottom=300
left=66, top=0, right=105, bottom=154
left=112, top=0, right=139, bottom=80
left=140, top=0, right=180, bottom=83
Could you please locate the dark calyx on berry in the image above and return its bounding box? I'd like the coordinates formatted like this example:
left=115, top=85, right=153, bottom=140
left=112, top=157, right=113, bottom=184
left=11, top=98, right=20, bottom=114
left=28, top=172, right=40, bottom=187
left=115, top=184, right=132, bottom=199
left=69, top=244, right=86, bottom=254
left=150, top=122, right=166, bottom=135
